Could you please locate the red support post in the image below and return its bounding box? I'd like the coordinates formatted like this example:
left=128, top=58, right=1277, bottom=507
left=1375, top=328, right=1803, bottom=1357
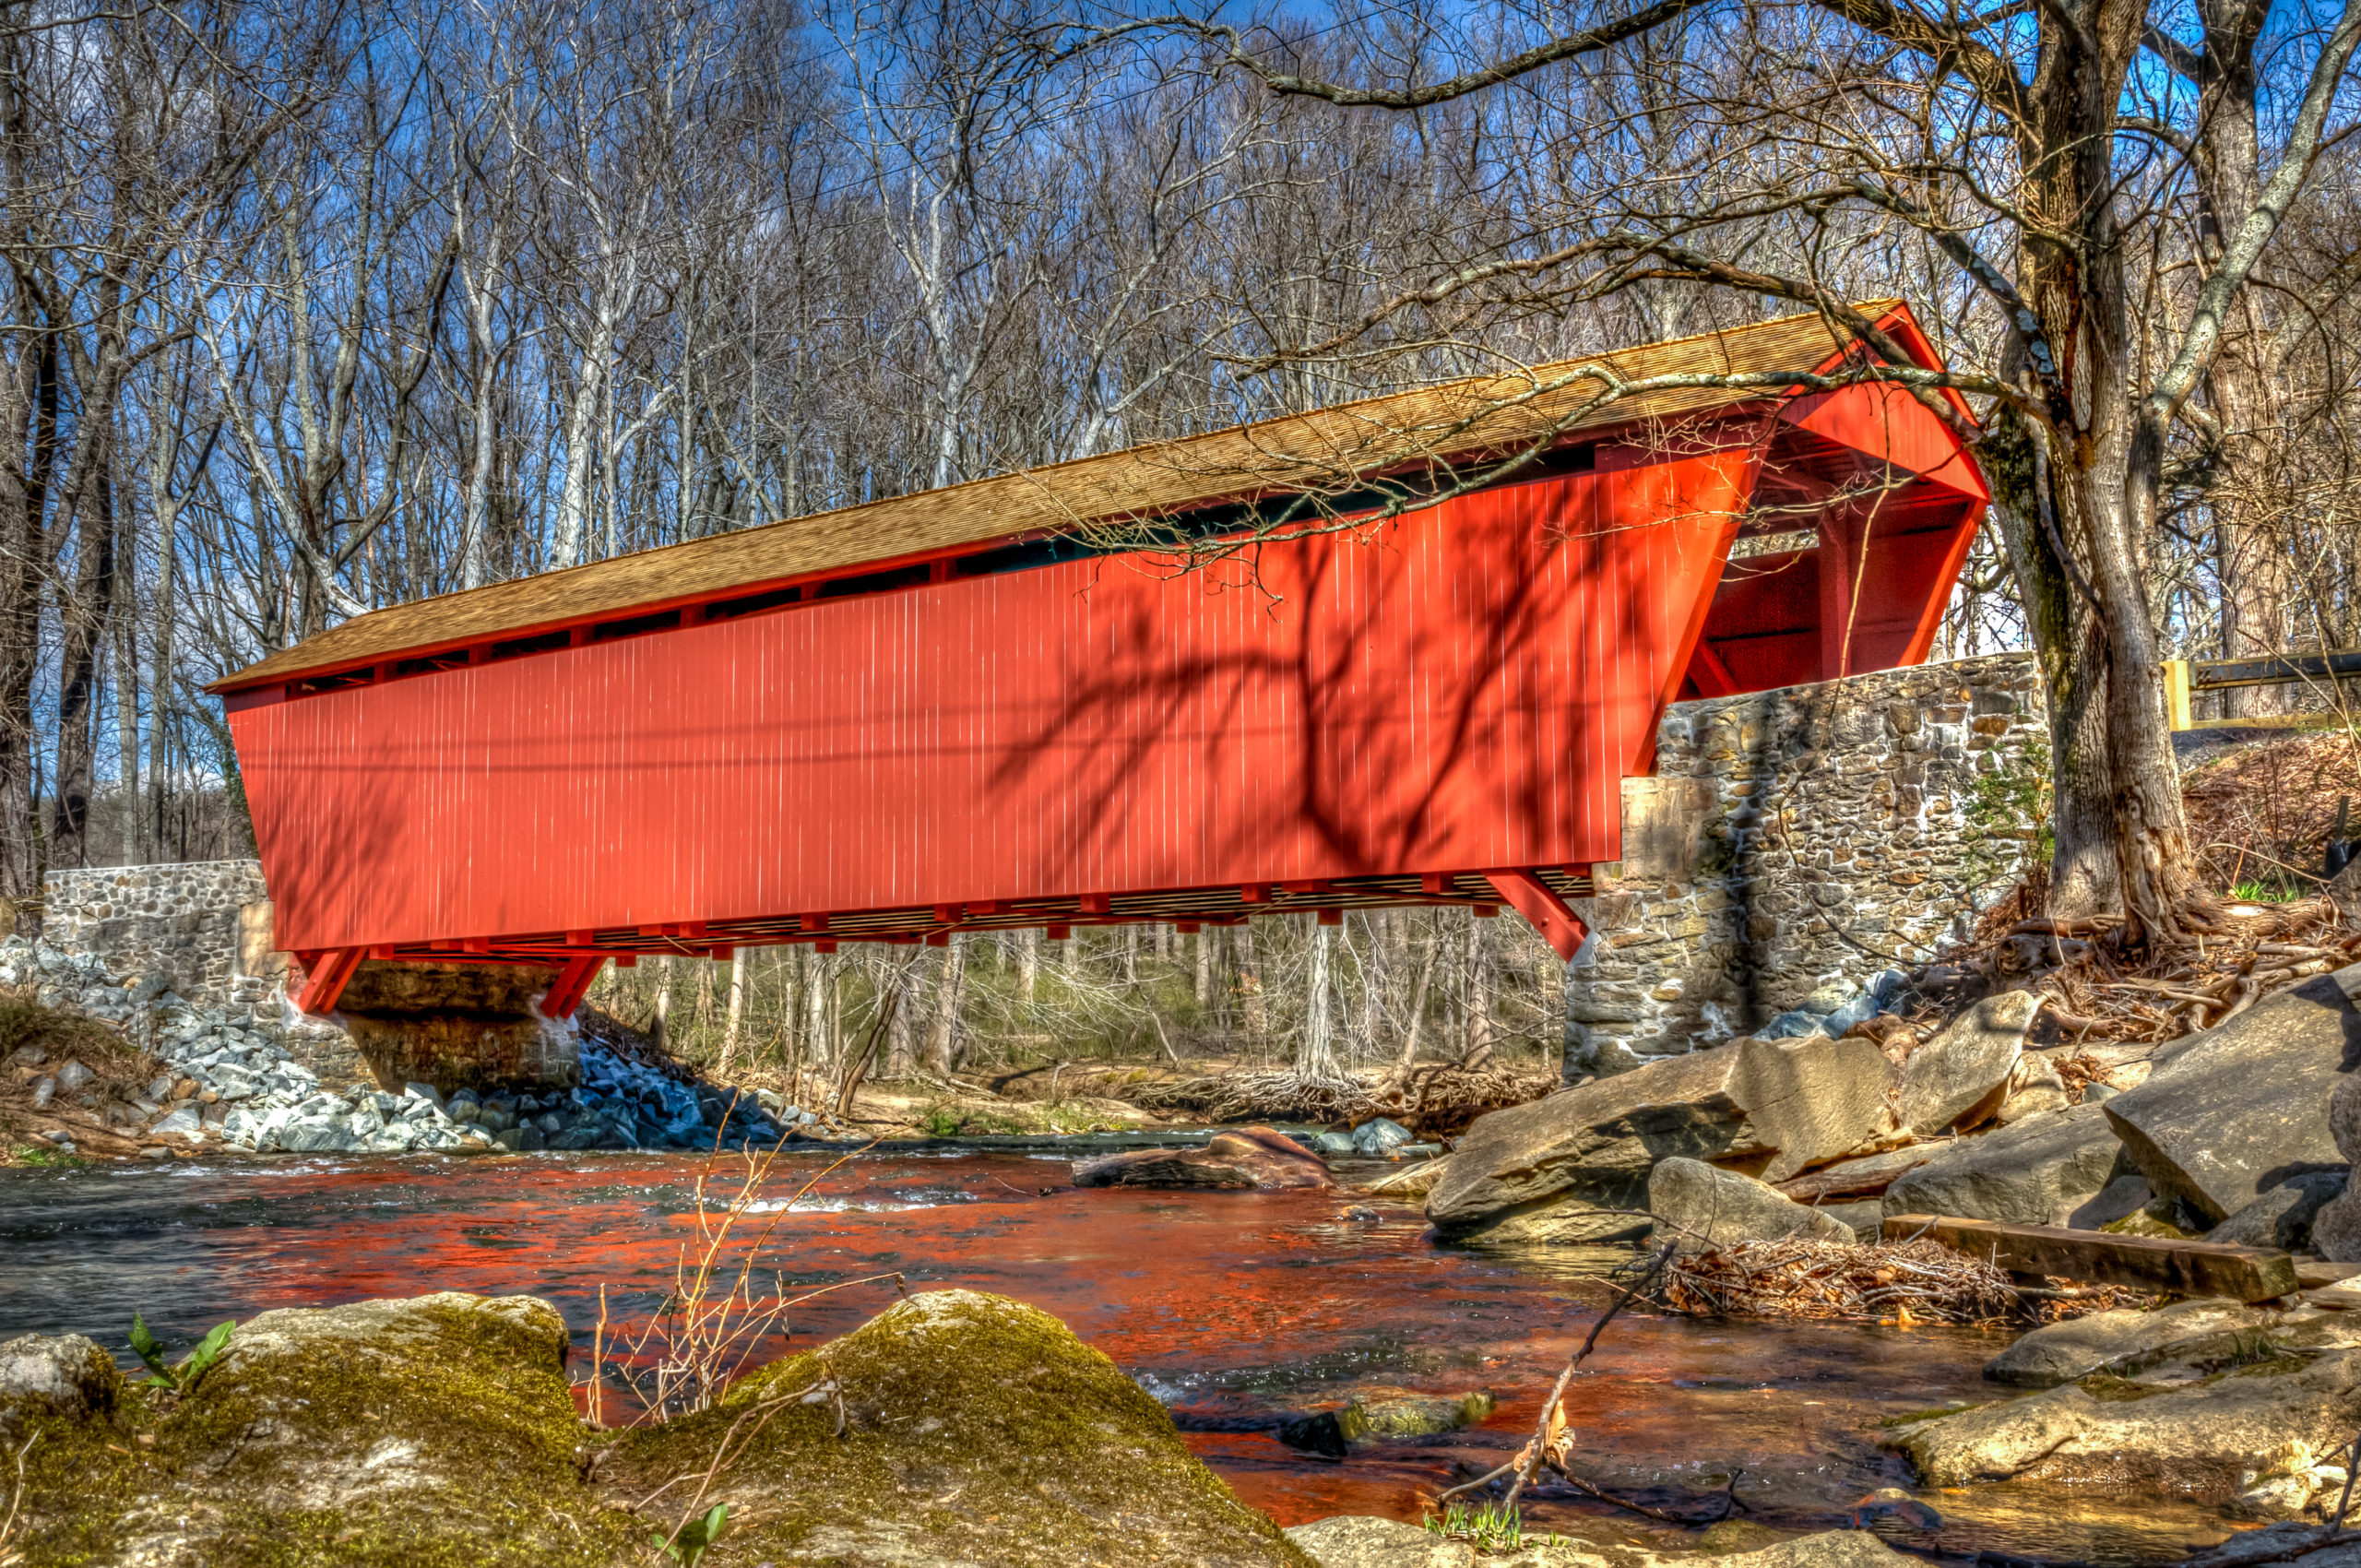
left=539, top=956, right=605, bottom=1020
left=293, top=946, right=365, bottom=1016
left=1484, top=870, right=1591, bottom=963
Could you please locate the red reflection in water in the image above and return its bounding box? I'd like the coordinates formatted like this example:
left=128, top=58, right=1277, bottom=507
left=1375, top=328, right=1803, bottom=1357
left=113, top=1152, right=2007, bottom=1531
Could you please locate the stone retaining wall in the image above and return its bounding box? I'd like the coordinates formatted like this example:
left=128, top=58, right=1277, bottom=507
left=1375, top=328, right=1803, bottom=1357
left=38, top=860, right=270, bottom=1004
left=1564, top=652, right=2047, bottom=1076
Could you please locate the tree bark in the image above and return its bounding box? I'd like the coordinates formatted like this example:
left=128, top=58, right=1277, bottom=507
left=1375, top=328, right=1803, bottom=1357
left=926, top=935, right=966, bottom=1075
left=718, top=949, right=747, bottom=1078
left=1986, top=410, right=2118, bottom=911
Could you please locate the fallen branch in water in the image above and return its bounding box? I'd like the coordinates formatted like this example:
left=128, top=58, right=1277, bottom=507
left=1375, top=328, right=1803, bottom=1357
left=1438, top=1241, right=1677, bottom=1514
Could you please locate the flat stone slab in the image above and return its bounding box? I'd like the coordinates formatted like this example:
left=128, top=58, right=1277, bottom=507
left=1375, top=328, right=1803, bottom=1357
left=1880, top=1103, right=2126, bottom=1229
left=1895, top=992, right=2038, bottom=1134
left=1884, top=1213, right=2300, bottom=1301
left=1774, top=1144, right=1940, bottom=1203
left=1427, top=1034, right=1894, bottom=1235
left=1983, top=1298, right=2268, bottom=1386
left=2104, top=963, right=2361, bottom=1224
left=1889, top=1346, right=2361, bottom=1503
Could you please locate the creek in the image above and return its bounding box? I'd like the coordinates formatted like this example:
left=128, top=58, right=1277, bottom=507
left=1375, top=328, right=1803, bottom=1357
left=0, top=1143, right=2239, bottom=1563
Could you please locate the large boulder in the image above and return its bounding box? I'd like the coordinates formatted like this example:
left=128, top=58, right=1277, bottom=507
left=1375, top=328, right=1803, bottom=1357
left=1073, top=1126, right=1332, bottom=1190
left=2318, top=1075, right=2361, bottom=1262
left=2209, top=1170, right=2349, bottom=1253
left=1727, top=1033, right=1899, bottom=1182
left=6, top=1289, right=1312, bottom=1567
left=1649, top=1158, right=1854, bottom=1252
left=2103, top=964, right=2361, bottom=1225
left=1894, top=992, right=2039, bottom=1134
left=4, top=1290, right=634, bottom=1567
left=1982, top=1298, right=2269, bottom=1387
left=1889, top=1346, right=2361, bottom=1504
left=610, top=1289, right=1311, bottom=1566
left=1881, top=1104, right=2130, bottom=1228
left=1426, top=1037, right=1892, bottom=1242
left=2317, top=1192, right=2361, bottom=1263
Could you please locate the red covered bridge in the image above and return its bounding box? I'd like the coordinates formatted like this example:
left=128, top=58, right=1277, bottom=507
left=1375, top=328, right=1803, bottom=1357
left=212, top=303, right=1988, bottom=1018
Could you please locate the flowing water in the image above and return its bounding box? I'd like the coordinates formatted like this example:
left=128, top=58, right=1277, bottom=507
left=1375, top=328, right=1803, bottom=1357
left=0, top=1145, right=2242, bottom=1563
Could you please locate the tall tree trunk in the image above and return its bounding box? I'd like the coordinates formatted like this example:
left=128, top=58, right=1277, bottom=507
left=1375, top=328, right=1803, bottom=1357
left=2192, top=0, right=2281, bottom=719
left=1397, top=919, right=1440, bottom=1067
left=115, top=598, right=138, bottom=863
left=2012, top=0, right=2204, bottom=944
left=1300, top=921, right=1337, bottom=1078
left=1463, top=915, right=1495, bottom=1065
left=148, top=500, right=173, bottom=862
left=1234, top=924, right=1267, bottom=1041
left=653, top=956, right=673, bottom=1047
left=926, top=935, right=966, bottom=1075
left=1987, top=410, right=2118, bottom=911
left=50, top=455, right=119, bottom=870
left=717, top=949, right=747, bottom=1078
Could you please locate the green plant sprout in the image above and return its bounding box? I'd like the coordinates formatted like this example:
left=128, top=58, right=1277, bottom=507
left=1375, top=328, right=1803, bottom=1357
left=653, top=1502, right=729, bottom=1565
left=1424, top=1500, right=1538, bottom=1550
left=129, top=1315, right=233, bottom=1394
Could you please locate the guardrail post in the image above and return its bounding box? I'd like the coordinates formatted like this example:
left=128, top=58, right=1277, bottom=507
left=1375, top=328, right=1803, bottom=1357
left=2163, top=659, right=2192, bottom=731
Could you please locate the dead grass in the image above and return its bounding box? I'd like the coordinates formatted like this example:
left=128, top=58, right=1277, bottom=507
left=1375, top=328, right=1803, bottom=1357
left=0, top=988, right=170, bottom=1165
left=583, top=1135, right=902, bottom=1427
left=1130, top=1059, right=1553, bottom=1132
left=2182, top=729, right=2361, bottom=897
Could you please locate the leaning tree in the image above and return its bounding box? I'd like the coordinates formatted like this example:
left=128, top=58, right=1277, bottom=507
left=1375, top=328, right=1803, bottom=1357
left=1107, top=0, right=2361, bottom=947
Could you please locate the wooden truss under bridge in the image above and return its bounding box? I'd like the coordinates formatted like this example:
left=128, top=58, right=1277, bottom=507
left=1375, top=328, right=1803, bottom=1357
left=210, top=303, right=1989, bottom=1018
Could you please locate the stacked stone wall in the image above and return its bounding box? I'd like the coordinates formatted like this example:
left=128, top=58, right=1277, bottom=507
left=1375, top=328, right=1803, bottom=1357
left=1564, top=652, right=2047, bottom=1075
left=37, top=860, right=269, bottom=1004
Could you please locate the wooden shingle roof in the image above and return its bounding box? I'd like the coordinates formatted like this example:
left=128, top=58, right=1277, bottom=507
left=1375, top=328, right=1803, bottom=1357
left=214, top=303, right=1904, bottom=692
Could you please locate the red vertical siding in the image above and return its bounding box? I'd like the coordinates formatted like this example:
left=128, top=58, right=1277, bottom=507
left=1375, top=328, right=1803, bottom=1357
left=232, top=446, right=1756, bottom=952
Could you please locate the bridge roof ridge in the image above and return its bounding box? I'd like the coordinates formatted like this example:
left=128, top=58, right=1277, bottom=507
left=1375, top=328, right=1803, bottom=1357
left=212, top=299, right=1922, bottom=694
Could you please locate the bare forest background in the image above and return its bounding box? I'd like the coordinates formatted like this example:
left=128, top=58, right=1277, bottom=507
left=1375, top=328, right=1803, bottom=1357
left=7, top=0, right=2361, bottom=1074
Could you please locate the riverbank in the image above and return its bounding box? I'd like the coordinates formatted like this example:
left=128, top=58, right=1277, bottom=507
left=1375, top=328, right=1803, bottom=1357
left=0, top=1143, right=2299, bottom=1567
left=0, top=1280, right=2009, bottom=1568
left=6, top=1263, right=2351, bottom=1567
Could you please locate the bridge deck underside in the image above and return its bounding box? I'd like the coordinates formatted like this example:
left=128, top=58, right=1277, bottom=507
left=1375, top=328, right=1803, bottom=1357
left=334, top=867, right=1596, bottom=965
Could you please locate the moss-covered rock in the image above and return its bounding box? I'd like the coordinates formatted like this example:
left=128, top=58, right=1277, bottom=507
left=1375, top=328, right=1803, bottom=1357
left=8, top=1288, right=1311, bottom=1566
left=602, top=1289, right=1314, bottom=1566
left=9, top=1291, right=636, bottom=1568
left=1887, top=1345, right=2361, bottom=1506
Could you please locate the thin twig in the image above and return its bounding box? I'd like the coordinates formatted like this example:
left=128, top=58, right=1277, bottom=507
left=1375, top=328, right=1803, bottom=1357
left=0, top=1431, right=37, bottom=1568
left=1439, top=1240, right=1676, bottom=1510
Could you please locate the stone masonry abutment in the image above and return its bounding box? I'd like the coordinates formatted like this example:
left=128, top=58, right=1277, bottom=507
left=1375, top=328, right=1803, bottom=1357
left=1563, top=652, right=2047, bottom=1075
